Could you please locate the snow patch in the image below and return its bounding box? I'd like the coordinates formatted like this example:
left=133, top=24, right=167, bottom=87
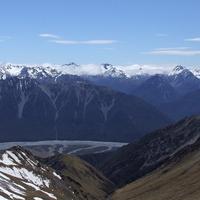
left=0, top=151, right=17, bottom=166
left=100, top=99, right=115, bottom=121
left=53, top=172, right=61, bottom=180
left=0, top=186, right=25, bottom=200
left=0, top=167, right=50, bottom=188
left=18, top=92, right=29, bottom=119
left=0, top=172, right=10, bottom=180
left=6, top=151, right=21, bottom=165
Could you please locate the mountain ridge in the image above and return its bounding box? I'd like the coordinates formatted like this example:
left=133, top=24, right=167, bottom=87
left=0, top=63, right=199, bottom=79
left=91, top=115, right=200, bottom=187
left=0, top=76, right=170, bottom=142
left=111, top=122, right=200, bottom=200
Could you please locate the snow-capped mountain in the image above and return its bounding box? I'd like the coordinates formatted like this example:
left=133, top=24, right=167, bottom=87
left=100, top=63, right=127, bottom=78
left=168, top=65, right=200, bottom=95
left=0, top=62, right=199, bottom=79
left=169, top=65, right=186, bottom=75
left=0, top=62, right=200, bottom=138
left=56, top=63, right=127, bottom=78
left=131, top=65, right=200, bottom=106
left=191, top=68, right=200, bottom=79
left=0, top=63, right=128, bottom=80
left=0, top=63, right=61, bottom=80
left=55, top=63, right=199, bottom=79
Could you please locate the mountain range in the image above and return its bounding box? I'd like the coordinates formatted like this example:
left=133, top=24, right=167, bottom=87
left=0, top=63, right=172, bottom=143
left=1, top=63, right=200, bottom=101
left=0, top=63, right=200, bottom=142
left=96, top=116, right=200, bottom=187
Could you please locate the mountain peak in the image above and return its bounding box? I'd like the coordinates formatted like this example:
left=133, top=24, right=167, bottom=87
left=101, top=63, right=113, bottom=70
left=170, top=65, right=196, bottom=79
left=100, top=115, right=200, bottom=187
left=101, top=63, right=127, bottom=78
left=62, top=62, right=79, bottom=67
left=172, top=65, right=186, bottom=73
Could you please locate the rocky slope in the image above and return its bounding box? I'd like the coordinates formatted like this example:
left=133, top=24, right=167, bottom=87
left=0, top=146, right=115, bottom=200
left=97, top=116, right=200, bottom=187
left=43, top=154, right=115, bottom=200
left=0, top=146, right=76, bottom=200
left=111, top=131, right=200, bottom=200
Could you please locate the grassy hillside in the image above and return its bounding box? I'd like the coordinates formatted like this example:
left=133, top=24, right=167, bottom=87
left=43, top=154, right=115, bottom=200
left=112, top=140, right=200, bottom=200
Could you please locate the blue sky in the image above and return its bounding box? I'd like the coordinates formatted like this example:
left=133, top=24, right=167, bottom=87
left=1, top=0, right=200, bottom=67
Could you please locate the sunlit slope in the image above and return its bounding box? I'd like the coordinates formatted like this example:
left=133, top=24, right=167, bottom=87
left=112, top=140, right=200, bottom=200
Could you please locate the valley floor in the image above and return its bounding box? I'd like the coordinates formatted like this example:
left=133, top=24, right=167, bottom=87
left=0, top=140, right=126, bottom=158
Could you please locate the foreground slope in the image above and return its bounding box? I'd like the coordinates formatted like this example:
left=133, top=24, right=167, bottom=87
left=112, top=135, right=200, bottom=200
left=43, top=154, right=115, bottom=200
left=99, top=116, right=200, bottom=187
left=0, top=146, right=115, bottom=200
left=0, top=146, right=76, bottom=200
